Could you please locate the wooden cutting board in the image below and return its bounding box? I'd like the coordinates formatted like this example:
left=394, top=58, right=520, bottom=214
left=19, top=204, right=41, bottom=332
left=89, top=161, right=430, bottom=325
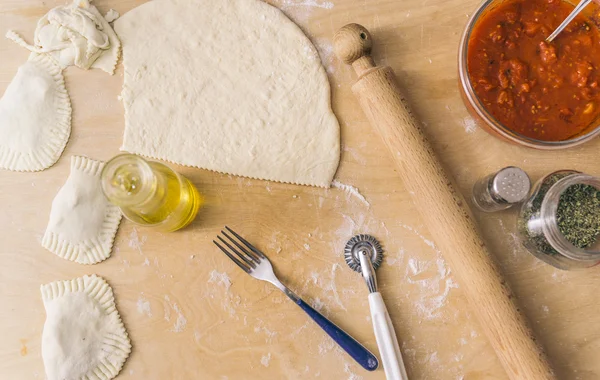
left=1, top=0, right=599, bottom=379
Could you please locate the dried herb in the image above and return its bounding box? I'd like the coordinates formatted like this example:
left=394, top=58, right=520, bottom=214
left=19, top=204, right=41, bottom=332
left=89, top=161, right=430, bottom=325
left=557, top=184, right=600, bottom=249
left=518, top=172, right=600, bottom=258
left=518, top=172, right=570, bottom=256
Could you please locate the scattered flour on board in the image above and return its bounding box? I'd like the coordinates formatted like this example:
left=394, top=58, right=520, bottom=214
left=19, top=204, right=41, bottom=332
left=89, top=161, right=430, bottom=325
left=386, top=256, right=399, bottom=265
left=343, top=145, right=367, bottom=165
left=137, top=294, right=152, bottom=318
left=164, top=295, right=187, bottom=332
left=316, top=196, right=325, bottom=209
left=164, top=301, right=171, bottom=322
left=142, top=257, right=150, bottom=266
left=304, top=243, right=311, bottom=250
left=332, top=180, right=370, bottom=207
left=462, top=116, right=477, bottom=134
left=400, top=224, right=459, bottom=320
left=261, top=353, right=272, bottom=367
left=254, top=320, right=278, bottom=341
left=497, top=219, right=525, bottom=259
left=333, top=213, right=375, bottom=252
left=172, top=303, right=187, bottom=332
left=267, top=231, right=284, bottom=254
left=128, top=227, right=147, bottom=255
left=277, top=0, right=334, bottom=24
left=308, top=264, right=347, bottom=311
left=208, top=270, right=232, bottom=290
left=386, top=248, right=405, bottom=266
left=311, top=297, right=325, bottom=312
left=542, top=305, right=550, bottom=314
left=280, top=0, right=334, bottom=9
left=318, top=339, right=335, bottom=355
left=314, top=38, right=336, bottom=74
left=400, top=224, right=439, bottom=253
left=343, top=362, right=363, bottom=380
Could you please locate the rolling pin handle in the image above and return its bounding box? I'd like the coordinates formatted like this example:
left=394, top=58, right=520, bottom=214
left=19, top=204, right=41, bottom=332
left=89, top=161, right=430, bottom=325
left=333, top=23, right=376, bottom=77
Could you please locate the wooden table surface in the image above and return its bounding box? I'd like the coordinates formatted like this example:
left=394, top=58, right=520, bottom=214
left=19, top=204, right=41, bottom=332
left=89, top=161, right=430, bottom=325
left=1, top=0, right=600, bottom=379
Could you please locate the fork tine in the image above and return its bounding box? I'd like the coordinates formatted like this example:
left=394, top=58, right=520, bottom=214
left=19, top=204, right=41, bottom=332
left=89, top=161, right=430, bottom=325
left=217, top=236, right=256, bottom=269
left=222, top=230, right=261, bottom=262
left=225, top=226, right=266, bottom=259
left=213, top=240, right=251, bottom=273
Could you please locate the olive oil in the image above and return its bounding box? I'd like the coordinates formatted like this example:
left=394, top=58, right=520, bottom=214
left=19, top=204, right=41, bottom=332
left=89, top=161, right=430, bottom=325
left=101, top=154, right=202, bottom=232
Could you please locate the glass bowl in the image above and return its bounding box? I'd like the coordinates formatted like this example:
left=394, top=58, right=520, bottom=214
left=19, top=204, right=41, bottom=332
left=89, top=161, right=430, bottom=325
left=458, top=0, right=600, bottom=150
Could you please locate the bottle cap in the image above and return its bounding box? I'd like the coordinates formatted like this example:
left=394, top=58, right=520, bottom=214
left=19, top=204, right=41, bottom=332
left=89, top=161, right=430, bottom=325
left=490, top=167, right=531, bottom=204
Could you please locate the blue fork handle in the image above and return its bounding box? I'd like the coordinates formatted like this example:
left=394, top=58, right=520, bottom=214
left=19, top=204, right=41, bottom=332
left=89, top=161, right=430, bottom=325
left=295, top=298, right=379, bottom=371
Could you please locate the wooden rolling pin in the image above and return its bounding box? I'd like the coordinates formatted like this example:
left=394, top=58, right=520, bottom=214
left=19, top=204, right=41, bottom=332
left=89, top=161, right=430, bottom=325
left=333, top=24, right=555, bottom=380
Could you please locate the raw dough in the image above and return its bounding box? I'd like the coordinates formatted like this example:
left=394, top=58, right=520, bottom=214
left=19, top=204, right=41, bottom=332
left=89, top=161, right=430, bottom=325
left=6, top=0, right=120, bottom=74
left=115, top=0, right=340, bottom=187
left=41, top=274, right=131, bottom=380
left=104, top=9, right=120, bottom=23
left=0, top=54, right=71, bottom=172
left=42, top=156, right=122, bottom=264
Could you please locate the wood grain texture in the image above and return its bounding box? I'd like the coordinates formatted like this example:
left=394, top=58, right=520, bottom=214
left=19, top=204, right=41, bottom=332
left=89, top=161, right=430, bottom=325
left=335, top=23, right=553, bottom=379
left=1, top=1, right=600, bottom=379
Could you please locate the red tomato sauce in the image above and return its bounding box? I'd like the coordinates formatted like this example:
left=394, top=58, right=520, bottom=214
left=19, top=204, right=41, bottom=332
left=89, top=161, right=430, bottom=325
left=467, top=0, right=600, bottom=141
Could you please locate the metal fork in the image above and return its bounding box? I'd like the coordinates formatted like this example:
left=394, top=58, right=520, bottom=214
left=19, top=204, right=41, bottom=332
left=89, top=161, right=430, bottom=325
left=214, top=227, right=379, bottom=372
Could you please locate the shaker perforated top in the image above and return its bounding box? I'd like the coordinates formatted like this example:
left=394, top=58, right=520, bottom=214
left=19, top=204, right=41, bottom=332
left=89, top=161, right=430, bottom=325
left=491, top=167, right=531, bottom=204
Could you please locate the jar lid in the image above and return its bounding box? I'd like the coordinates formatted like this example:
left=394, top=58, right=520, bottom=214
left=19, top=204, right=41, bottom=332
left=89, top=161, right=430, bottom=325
left=491, top=167, right=531, bottom=203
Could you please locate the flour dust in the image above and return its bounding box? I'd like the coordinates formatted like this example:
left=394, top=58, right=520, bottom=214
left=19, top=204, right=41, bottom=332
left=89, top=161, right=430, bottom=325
left=128, top=227, right=147, bottom=255
left=331, top=180, right=370, bottom=207
left=261, top=353, right=272, bottom=367
left=208, top=270, right=232, bottom=290
left=137, top=294, right=152, bottom=318
left=276, top=0, right=335, bottom=24
left=462, top=116, right=477, bottom=134
left=164, top=295, right=187, bottom=333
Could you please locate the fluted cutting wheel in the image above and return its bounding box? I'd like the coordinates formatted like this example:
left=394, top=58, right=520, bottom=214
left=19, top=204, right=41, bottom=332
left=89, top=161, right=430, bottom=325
left=344, top=234, right=383, bottom=272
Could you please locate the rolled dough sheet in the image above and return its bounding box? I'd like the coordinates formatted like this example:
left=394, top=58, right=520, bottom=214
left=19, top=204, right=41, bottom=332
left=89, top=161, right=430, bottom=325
left=115, top=0, right=340, bottom=187
left=41, top=275, right=131, bottom=380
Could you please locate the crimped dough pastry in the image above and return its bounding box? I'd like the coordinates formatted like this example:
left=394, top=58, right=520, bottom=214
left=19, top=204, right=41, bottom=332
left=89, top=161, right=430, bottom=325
left=115, top=0, right=340, bottom=187
left=42, top=156, right=122, bottom=264
left=41, top=275, right=131, bottom=380
left=0, top=54, right=71, bottom=171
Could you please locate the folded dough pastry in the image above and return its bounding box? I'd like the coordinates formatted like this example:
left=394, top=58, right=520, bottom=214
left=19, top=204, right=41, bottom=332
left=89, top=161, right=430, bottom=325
left=42, top=156, right=122, bottom=264
left=115, top=0, right=340, bottom=187
left=0, top=54, right=71, bottom=171
left=41, top=275, right=131, bottom=380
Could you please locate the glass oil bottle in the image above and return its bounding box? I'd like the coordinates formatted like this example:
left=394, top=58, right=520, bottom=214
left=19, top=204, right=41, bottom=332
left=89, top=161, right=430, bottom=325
left=101, top=154, right=202, bottom=232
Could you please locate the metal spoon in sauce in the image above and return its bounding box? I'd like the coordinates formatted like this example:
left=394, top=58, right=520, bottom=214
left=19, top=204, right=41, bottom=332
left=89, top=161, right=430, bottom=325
left=547, top=0, right=593, bottom=42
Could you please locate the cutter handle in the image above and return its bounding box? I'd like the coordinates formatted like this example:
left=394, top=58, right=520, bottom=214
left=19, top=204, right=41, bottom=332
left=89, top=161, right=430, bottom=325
left=333, top=24, right=555, bottom=380
left=369, top=292, right=408, bottom=380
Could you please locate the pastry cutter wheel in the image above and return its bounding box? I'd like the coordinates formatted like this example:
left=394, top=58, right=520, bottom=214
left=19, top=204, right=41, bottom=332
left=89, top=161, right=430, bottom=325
left=345, top=234, right=409, bottom=380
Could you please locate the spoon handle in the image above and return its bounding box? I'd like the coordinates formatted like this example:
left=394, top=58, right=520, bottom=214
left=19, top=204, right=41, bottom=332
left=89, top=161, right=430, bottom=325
left=547, top=0, right=594, bottom=42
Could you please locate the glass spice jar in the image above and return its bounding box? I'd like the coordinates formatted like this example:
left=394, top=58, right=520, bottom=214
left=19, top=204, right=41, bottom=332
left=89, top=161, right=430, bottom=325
left=517, top=170, right=600, bottom=270
left=472, top=166, right=531, bottom=212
